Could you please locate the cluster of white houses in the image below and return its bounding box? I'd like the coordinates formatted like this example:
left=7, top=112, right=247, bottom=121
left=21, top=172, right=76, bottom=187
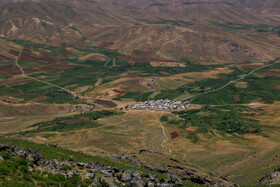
left=126, top=99, right=190, bottom=111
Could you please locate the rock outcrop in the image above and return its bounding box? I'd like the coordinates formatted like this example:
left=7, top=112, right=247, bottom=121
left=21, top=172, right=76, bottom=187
left=258, top=166, right=280, bottom=185
left=0, top=143, right=184, bottom=186
left=0, top=141, right=237, bottom=186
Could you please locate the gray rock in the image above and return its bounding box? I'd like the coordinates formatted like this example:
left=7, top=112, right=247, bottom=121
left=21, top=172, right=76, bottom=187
left=159, top=184, right=174, bottom=187
left=121, top=170, right=133, bottom=182
left=85, top=172, right=95, bottom=179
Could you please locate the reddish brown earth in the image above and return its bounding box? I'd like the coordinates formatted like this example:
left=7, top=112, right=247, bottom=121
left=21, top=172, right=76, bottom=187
left=113, top=89, right=126, bottom=97
left=274, top=86, right=280, bottom=90
left=99, top=42, right=114, bottom=48
left=3, top=78, right=34, bottom=86
left=9, top=93, right=21, bottom=97
left=38, top=65, right=73, bottom=71
left=26, top=96, right=46, bottom=103
left=171, top=131, right=179, bottom=139
left=186, top=126, right=198, bottom=132
left=241, top=64, right=264, bottom=68
left=160, top=71, right=170, bottom=75
left=19, top=53, right=44, bottom=64
left=36, top=133, right=47, bottom=137
left=0, top=69, right=21, bottom=75
left=94, top=99, right=117, bottom=108
left=8, top=50, right=20, bottom=56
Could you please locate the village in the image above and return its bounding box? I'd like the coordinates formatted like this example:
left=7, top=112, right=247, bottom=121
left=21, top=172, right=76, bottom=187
left=126, top=99, right=190, bottom=111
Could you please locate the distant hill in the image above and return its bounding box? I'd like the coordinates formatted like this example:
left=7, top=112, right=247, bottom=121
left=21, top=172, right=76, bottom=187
left=0, top=0, right=279, bottom=63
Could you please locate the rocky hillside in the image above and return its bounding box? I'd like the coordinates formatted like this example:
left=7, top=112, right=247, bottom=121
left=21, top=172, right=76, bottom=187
left=0, top=136, right=235, bottom=186
left=258, top=166, right=280, bottom=185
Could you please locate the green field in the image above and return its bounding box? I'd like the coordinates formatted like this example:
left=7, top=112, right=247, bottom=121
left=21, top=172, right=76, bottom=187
left=164, top=105, right=262, bottom=143
left=211, top=22, right=280, bottom=37
left=20, top=110, right=121, bottom=134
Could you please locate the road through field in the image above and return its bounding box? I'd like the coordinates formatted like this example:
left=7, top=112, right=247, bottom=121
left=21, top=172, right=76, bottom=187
left=14, top=49, right=77, bottom=97
left=181, top=59, right=280, bottom=101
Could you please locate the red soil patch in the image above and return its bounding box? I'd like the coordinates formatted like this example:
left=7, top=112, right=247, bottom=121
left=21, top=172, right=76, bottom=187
left=274, top=86, right=280, bottom=90
left=3, top=78, right=34, bottom=86
left=36, top=133, right=47, bottom=136
left=171, top=131, right=179, bottom=139
left=0, top=69, right=21, bottom=75
left=41, top=124, right=58, bottom=129
left=99, top=42, right=114, bottom=48
left=19, top=53, right=44, bottom=64
left=61, top=133, right=68, bottom=136
left=234, top=95, right=240, bottom=102
left=94, top=99, right=117, bottom=108
left=26, top=96, right=46, bottom=103
left=9, top=93, right=21, bottom=97
left=241, top=64, right=263, bottom=68
left=19, top=50, right=56, bottom=63
left=23, top=68, right=37, bottom=72
left=113, top=89, right=126, bottom=97
left=38, top=56, right=56, bottom=63
left=160, top=71, right=169, bottom=75
left=37, top=51, right=50, bottom=57
left=186, top=126, right=198, bottom=132
left=259, top=72, right=280, bottom=78
left=8, top=50, right=20, bottom=56
left=38, top=65, right=73, bottom=71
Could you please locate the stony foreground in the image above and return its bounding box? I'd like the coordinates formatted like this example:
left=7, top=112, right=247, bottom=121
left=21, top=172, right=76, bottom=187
left=258, top=166, right=280, bottom=185
left=0, top=141, right=236, bottom=186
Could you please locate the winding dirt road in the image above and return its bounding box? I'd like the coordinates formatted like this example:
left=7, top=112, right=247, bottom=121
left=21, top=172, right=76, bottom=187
left=14, top=49, right=78, bottom=97
left=157, top=115, right=172, bottom=154
left=182, top=60, right=280, bottom=101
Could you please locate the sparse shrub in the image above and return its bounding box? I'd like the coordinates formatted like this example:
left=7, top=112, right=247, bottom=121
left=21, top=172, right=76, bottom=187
left=160, top=115, right=169, bottom=122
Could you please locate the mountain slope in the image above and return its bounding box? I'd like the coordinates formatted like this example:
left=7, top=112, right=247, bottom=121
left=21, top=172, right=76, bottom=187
left=0, top=0, right=279, bottom=63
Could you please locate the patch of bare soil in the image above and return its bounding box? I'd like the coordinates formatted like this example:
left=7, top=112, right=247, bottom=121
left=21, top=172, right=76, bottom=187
left=94, top=99, right=117, bottom=108
left=171, top=131, right=179, bottom=139
left=186, top=126, right=198, bottom=132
